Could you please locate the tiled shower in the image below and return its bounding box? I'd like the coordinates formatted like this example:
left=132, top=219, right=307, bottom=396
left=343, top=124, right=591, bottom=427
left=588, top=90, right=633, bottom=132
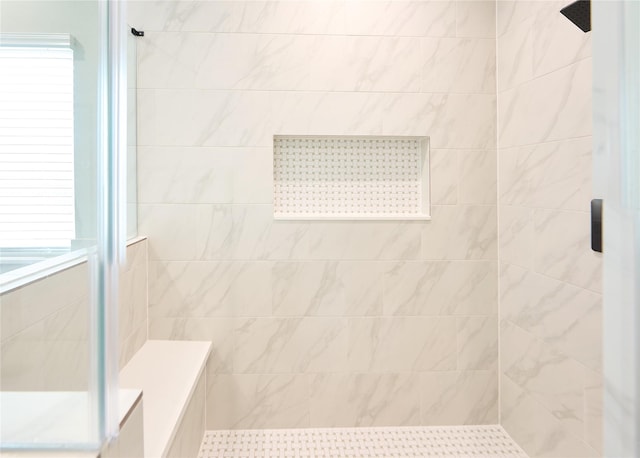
left=135, top=0, right=499, bottom=432
left=0, top=0, right=604, bottom=457
left=131, top=0, right=600, bottom=455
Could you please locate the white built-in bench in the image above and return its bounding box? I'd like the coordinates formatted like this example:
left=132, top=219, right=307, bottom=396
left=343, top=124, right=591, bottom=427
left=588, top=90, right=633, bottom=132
left=120, top=340, right=211, bottom=458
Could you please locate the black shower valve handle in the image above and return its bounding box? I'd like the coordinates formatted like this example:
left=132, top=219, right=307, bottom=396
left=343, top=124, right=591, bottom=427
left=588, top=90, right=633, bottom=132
left=591, top=198, right=603, bottom=253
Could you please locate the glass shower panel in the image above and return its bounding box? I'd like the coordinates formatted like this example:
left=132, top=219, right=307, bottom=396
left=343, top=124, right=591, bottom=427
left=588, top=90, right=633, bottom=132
left=0, top=0, right=124, bottom=450
left=593, top=0, right=640, bottom=456
left=127, top=30, right=137, bottom=240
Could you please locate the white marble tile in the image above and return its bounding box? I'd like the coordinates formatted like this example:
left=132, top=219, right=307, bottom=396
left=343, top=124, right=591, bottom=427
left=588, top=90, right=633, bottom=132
left=136, top=89, right=156, bottom=147
left=148, top=90, right=382, bottom=149
left=275, top=91, right=385, bottom=138
left=306, top=221, right=421, bottom=261
left=192, top=33, right=423, bottom=93
left=421, top=37, right=495, bottom=93
left=421, top=205, right=497, bottom=259
left=420, top=370, right=498, bottom=425
left=1, top=263, right=89, bottom=341
left=498, top=205, right=534, bottom=269
left=1, top=323, right=46, bottom=390
left=130, top=1, right=346, bottom=35
left=309, top=372, right=421, bottom=427
left=347, top=316, right=457, bottom=372
left=344, top=1, right=456, bottom=37
left=43, top=300, right=88, bottom=342
left=343, top=36, right=422, bottom=92
left=381, top=93, right=496, bottom=149
left=119, top=323, right=148, bottom=371
left=136, top=0, right=345, bottom=34
left=128, top=1, right=242, bottom=33
left=206, top=373, right=309, bottom=429
left=152, top=90, right=276, bottom=147
left=499, top=138, right=593, bottom=211
left=533, top=209, right=602, bottom=292
left=501, top=320, right=585, bottom=440
left=240, top=1, right=346, bottom=35
left=497, top=17, right=533, bottom=91
left=272, top=261, right=383, bottom=316
left=498, top=58, right=592, bottom=148
left=498, top=145, right=534, bottom=207
left=138, top=147, right=272, bottom=204
left=383, top=261, right=497, bottom=315
left=123, top=238, right=148, bottom=272
left=138, top=32, right=208, bottom=89
left=501, top=374, right=599, bottom=458
left=456, top=316, right=497, bottom=370
left=149, top=316, right=234, bottom=374
left=529, top=137, right=593, bottom=212
left=1, top=289, right=24, bottom=342
left=455, top=1, right=495, bottom=38
left=233, top=317, right=347, bottom=373
left=148, top=261, right=272, bottom=317
left=138, top=204, right=198, bottom=260
left=119, top=262, right=147, bottom=343
left=459, top=150, right=496, bottom=204
left=501, top=263, right=602, bottom=372
left=195, top=34, right=312, bottom=91
left=532, top=0, right=591, bottom=77
left=496, top=0, right=543, bottom=38
left=42, top=340, right=89, bottom=390
left=429, top=149, right=458, bottom=205
left=196, top=205, right=309, bottom=260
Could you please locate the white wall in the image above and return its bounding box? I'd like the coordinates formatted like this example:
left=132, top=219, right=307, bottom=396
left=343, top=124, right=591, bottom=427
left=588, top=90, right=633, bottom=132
left=130, top=0, right=498, bottom=429
left=497, top=1, right=602, bottom=456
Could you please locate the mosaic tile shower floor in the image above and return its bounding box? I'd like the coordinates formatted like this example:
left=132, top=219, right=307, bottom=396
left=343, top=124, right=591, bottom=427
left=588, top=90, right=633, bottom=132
left=198, top=425, right=528, bottom=458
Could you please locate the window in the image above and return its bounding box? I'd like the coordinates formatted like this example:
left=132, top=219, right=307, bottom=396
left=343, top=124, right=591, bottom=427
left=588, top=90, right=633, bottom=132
left=0, top=35, right=75, bottom=249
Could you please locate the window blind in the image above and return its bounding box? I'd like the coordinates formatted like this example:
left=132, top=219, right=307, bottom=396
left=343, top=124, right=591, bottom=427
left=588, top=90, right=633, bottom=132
left=0, top=44, right=75, bottom=248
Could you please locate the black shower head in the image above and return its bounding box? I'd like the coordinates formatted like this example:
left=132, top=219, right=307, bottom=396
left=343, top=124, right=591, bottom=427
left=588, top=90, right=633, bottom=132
left=561, top=0, right=591, bottom=33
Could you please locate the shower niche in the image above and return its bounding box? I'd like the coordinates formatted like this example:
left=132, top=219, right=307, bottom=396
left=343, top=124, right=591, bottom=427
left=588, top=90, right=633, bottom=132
left=273, top=135, right=431, bottom=220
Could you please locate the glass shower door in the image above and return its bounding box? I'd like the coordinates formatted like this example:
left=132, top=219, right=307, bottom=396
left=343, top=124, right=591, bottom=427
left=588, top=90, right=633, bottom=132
left=592, top=1, right=640, bottom=456
left=0, top=0, right=126, bottom=450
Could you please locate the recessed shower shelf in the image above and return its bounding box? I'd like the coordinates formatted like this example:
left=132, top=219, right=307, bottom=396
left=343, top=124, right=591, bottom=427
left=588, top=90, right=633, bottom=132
left=273, top=135, right=431, bottom=221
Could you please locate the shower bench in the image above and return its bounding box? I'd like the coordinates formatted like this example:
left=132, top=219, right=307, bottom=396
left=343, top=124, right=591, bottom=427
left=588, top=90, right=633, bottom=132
left=120, top=340, right=211, bottom=458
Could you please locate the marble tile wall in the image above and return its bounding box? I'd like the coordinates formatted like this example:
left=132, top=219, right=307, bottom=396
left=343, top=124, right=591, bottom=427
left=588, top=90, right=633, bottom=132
left=496, top=1, right=602, bottom=456
left=118, top=239, right=150, bottom=369
left=129, top=0, right=499, bottom=428
left=0, top=239, right=149, bottom=390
